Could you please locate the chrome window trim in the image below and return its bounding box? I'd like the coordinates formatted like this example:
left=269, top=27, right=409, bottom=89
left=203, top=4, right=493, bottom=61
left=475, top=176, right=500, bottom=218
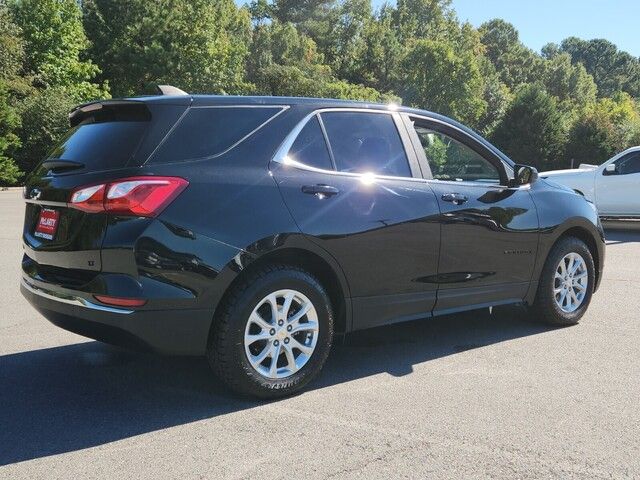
left=21, top=278, right=134, bottom=314
left=315, top=113, right=337, bottom=170
left=406, top=112, right=515, bottom=180
left=272, top=107, right=424, bottom=183
left=271, top=107, right=525, bottom=190
left=146, top=104, right=290, bottom=165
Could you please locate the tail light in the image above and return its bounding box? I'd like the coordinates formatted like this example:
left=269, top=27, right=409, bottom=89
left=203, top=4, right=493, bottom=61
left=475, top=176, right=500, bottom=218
left=94, top=295, right=147, bottom=307
left=69, top=177, right=188, bottom=216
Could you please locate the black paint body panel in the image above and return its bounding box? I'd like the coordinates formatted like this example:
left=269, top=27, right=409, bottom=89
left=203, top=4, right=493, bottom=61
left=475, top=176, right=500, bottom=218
left=21, top=96, right=605, bottom=354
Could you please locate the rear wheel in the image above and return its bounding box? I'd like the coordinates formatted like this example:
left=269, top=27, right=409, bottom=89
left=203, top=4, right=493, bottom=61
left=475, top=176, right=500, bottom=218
left=530, top=237, right=595, bottom=326
left=208, top=264, right=333, bottom=398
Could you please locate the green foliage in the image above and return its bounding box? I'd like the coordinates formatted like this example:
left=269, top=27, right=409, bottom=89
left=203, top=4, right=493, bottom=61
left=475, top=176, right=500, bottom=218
left=423, top=134, right=448, bottom=173
left=401, top=38, right=486, bottom=125
left=559, top=37, right=640, bottom=98
left=355, top=8, right=402, bottom=92
left=248, top=20, right=390, bottom=101
left=542, top=52, right=597, bottom=112
left=479, top=19, right=545, bottom=90
left=14, top=87, right=75, bottom=174
left=476, top=57, right=512, bottom=136
left=566, top=93, right=640, bottom=165
left=394, top=0, right=456, bottom=42
left=0, top=2, right=23, bottom=81
left=83, top=0, right=252, bottom=96
left=491, top=84, right=568, bottom=170
left=0, top=3, right=23, bottom=184
left=0, top=80, right=20, bottom=185
left=10, top=0, right=107, bottom=102
left=4, top=0, right=640, bottom=181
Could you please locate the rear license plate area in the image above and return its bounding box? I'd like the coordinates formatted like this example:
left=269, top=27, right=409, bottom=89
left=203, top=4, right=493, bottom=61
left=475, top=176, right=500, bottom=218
left=34, top=208, right=61, bottom=240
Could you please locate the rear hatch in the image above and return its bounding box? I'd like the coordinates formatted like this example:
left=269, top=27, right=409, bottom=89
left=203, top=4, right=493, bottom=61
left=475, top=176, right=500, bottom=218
left=22, top=99, right=187, bottom=283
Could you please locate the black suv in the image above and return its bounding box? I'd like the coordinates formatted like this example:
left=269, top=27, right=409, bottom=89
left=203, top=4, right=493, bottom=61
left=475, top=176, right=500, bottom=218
left=21, top=90, right=605, bottom=398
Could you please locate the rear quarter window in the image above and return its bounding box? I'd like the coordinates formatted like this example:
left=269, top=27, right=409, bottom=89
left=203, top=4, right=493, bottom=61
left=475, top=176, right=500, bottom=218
left=149, top=106, right=284, bottom=164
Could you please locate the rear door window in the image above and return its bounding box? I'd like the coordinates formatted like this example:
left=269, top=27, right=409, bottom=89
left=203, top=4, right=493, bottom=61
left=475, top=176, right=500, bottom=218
left=150, top=106, right=283, bottom=164
left=319, top=111, right=411, bottom=178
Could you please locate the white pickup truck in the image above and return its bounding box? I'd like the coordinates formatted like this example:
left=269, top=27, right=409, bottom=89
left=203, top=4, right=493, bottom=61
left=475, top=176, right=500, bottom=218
left=541, top=147, right=640, bottom=218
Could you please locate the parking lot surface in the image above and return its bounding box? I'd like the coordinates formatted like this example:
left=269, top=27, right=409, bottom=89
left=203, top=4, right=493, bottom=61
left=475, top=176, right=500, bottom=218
left=1, top=189, right=638, bottom=479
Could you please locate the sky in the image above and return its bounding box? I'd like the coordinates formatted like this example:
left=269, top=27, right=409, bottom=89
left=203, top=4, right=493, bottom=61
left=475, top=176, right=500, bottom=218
left=400, top=0, right=640, bottom=57
left=237, top=0, right=640, bottom=57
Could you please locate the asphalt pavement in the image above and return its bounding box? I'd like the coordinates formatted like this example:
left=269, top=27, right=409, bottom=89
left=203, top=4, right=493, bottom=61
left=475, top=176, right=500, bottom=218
left=1, top=188, right=638, bottom=479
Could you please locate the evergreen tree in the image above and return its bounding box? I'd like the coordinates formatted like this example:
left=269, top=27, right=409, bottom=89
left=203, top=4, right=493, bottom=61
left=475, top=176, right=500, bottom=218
left=491, top=84, right=568, bottom=170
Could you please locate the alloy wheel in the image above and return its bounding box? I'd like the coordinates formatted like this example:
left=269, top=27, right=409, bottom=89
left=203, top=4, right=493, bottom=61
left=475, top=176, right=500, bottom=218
left=554, top=252, right=589, bottom=313
left=243, top=289, right=319, bottom=379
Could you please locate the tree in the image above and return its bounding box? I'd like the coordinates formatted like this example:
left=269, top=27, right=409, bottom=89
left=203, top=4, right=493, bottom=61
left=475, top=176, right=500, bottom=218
left=566, top=93, right=640, bottom=165
left=0, top=80, right=20, bottom=184
left=476, top=57, right=511, bottom=136
left=559, top=37, right=640, bottom=98
left=394, top=0, right=456, bottom=42
left=272, top=0, right=335, bottom=25
left=354, top=6, right=403, bottom=92
left=10, top=0, right=107, bottom=102
left=14, top=87, right=75, bottom=174
left=84, top=0, right=252, bottom=97
left=248, top=0, right=273, bottom=26
left=0, top=3, right=24, bottom=184
left=246, top=19, right=390, bottom=101
left=542, top=51, right=597, bottom=112
left=324, top=0, right=372, bottom=83
left=479, top=19, right=544, bottom=90
left=401, top=38, right=486, bottom=125
left=491, top=84, right=568, bottom=170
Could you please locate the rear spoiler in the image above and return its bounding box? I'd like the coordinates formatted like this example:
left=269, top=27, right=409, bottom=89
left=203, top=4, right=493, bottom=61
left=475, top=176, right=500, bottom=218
left=69, top=86, right=188, bottom=126
left=156, top=85, right=188, bottom=96
left=69, top=100, right=152, bottom=127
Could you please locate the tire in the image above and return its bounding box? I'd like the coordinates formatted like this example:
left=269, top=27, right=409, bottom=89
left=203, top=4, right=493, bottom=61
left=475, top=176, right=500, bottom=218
left=530, top=236, right=595, bottom=326
left=207, top=264, right=334, bottom=399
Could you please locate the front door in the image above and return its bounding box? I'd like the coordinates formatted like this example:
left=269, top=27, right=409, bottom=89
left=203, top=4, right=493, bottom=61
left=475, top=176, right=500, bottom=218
left=597, top=151, right=640, bottom=216
left=272, top=109, right=441, bottom=330
left=404, top=115, right=540, bottom=314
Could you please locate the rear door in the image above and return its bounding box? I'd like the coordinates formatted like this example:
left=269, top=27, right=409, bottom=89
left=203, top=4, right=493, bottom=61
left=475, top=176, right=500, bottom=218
left=272, top=109, right=442, bottom=330
left=596, top=151, right=640, bottom=216
left=404, top=114, right=540, bottom=314
left=22, top=100, right=186, bottom=274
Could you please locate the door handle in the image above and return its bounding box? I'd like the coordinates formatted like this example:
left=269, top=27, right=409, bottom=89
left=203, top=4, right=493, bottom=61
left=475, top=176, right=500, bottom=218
left=302, top=184, right=340, bottom=198
left=441, top=193, right=468, bottom=205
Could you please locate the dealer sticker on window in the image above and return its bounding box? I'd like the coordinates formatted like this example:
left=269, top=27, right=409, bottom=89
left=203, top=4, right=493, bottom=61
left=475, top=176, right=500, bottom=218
left=34, top=208, right=60, bottom=240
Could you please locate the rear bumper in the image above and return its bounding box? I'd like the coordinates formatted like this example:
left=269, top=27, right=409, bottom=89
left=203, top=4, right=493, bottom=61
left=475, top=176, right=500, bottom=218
left=21, top=278, right=213, bottom=355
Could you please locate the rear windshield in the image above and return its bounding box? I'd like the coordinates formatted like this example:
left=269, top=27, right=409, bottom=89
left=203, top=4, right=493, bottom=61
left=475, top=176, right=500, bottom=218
left=148, top=106, right=283, bottom=164
left=48, top=105, right=151, bottom=170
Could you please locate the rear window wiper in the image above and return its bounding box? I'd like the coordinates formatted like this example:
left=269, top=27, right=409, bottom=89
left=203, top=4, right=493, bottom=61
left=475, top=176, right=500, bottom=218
left=42, top=159, right=85, bottom=173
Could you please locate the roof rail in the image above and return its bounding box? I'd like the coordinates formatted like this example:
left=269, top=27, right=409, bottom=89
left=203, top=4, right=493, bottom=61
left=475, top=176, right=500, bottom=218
left=156, top=85, right=189, bottom=96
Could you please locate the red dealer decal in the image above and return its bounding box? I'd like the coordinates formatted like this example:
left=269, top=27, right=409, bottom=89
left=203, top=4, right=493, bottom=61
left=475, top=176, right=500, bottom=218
left=34, top=208, right=60, bottom=240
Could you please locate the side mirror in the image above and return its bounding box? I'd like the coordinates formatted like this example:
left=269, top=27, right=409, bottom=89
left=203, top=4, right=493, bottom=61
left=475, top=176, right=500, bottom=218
left=513, top=164, right=538, bottom=186
left=604, top=163, right=617, bottom=175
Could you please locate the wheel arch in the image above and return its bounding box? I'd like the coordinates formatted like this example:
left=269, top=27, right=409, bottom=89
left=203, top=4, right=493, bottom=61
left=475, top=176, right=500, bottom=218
left=210, top=244, right=352, bottom=341
left=556, top=226, right=601, bottom=286
left=527, top=222, right=603, bottom=304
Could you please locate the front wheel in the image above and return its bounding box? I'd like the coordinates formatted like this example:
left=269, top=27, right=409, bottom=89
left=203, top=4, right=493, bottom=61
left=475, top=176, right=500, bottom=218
left=208, top=265, right=334, bottom=398
left=530, top=236, right=595, bottom=326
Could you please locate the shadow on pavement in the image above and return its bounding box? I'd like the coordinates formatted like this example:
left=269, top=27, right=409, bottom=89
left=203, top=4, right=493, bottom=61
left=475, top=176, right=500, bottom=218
left=0, top=307, right=552, bottom=466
